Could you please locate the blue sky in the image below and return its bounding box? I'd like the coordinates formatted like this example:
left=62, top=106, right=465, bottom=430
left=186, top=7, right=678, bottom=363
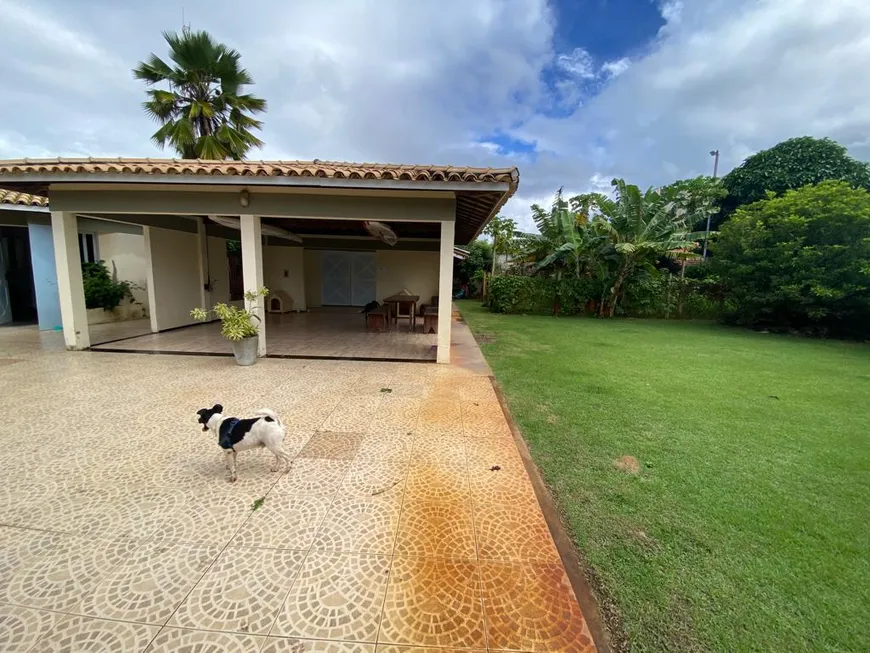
left=1, top=0, right=869, bottom=230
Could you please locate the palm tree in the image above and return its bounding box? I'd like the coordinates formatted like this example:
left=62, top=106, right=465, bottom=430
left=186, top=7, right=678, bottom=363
left=133, top=28, right=267, bottom=160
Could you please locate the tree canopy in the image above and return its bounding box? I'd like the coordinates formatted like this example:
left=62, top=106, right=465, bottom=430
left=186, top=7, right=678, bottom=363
left=133, top=28, right=267, bottom=160
left=720, top=137, right=870, bottom=223
left=714, top=180, right=870, bottom=338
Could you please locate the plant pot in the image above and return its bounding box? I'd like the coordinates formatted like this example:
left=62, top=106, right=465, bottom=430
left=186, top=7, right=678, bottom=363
left=231, top=336, right=259, bottom=366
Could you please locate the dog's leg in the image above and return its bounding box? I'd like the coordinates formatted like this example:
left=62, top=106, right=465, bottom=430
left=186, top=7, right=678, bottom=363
left=265, top=442, right=291, bottom=472
left=228, top=450, right=238, bottom=482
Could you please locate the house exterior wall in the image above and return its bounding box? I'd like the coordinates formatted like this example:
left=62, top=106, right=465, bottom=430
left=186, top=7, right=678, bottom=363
left=376, top=250, right=440, bottom=307
left=96, top=232, right=149, bottom=308
left=263, top=246, right=306, bottom=311
left=147, top=227, right=201, bottom=331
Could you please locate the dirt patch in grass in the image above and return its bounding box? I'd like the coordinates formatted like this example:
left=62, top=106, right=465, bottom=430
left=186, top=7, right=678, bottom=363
left=475, top=333, right=497, bottom=344
left=614, top=455, right=641, bottom=474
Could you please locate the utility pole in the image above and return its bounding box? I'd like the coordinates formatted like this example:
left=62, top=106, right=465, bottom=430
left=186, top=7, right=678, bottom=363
left=702, top=149, right=720, bottom=259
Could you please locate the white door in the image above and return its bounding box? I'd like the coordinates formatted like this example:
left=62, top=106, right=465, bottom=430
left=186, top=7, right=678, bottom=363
left=321, top=251, right=377, bottom=306
left=0, top=238, right=12, bottom=325
left=350, top=252, right=377, bottom=306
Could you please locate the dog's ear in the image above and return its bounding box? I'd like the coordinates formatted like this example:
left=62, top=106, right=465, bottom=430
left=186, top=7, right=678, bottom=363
left=212, top=403, right=223, bottom=414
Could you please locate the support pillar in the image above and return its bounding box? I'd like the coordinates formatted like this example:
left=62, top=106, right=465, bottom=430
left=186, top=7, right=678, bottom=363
left=240, top=214, right=266, bottom=357
left=437, top=220, right=455, bottom=364
left=50, top=211, right=89, bottom=350
left=142, top=226, right=159, bottom=333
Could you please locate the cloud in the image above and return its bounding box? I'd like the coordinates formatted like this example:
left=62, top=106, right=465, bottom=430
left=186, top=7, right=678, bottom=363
left=1, top=0, right=869, bottom=235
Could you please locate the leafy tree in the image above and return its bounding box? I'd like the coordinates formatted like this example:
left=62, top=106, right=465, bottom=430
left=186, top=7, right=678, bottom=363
left=714, top=180, right=870, bottom=338
left=483, top=215, right=518, bottom=274
left=455, top=239, right=493, bottom=289
left=133, top=28, right=267, bottom=160
left=720, top=137, right=870, bottom=224
left=660, top=175, right=727, bottom=232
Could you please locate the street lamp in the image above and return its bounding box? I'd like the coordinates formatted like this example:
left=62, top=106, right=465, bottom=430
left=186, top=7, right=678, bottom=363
left=702, top=149, right=720, bottom=258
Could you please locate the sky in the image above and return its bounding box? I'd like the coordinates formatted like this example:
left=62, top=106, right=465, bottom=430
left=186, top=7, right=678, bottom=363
left=1, top=0, right=869, bottom=230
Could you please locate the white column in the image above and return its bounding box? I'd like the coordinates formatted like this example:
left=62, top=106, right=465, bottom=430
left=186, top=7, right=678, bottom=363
left=197, top=217, right=211, bottom=310
left=240, top=214, right=266, bottom=357
left=142, top=226, right=159, bottom=333
left=50, top=211, right=89, bottom=350
left=436, top=220, right=455, bottom=364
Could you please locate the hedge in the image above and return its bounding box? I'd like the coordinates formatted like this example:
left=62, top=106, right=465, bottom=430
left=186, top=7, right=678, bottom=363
left=488, top=275, right=595, bottom=315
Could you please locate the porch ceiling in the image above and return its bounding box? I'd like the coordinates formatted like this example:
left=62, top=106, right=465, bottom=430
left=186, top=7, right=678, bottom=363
left=0, top=158, right=519, bottom=245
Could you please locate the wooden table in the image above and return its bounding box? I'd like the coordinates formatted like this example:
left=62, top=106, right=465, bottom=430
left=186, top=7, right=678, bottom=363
left=383, top=294, right=419, bottom=330
left=422, top=305, right=438, bottom=334
left=365, top=306, right=389, bottom=332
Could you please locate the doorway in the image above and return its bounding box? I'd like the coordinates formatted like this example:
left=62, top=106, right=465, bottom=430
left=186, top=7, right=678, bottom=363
left=0, top=226, right=37, bottom=324
left=320, top=251, right=377, bottom=306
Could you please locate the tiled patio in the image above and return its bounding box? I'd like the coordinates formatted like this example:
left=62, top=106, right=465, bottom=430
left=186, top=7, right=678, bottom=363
left=91, top=312, right=438, bottom=361
left=0, top=325, right=596, bottom=652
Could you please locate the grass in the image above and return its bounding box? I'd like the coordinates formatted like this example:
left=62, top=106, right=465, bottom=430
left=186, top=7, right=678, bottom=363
left=457, top=300, right=870, bottom=653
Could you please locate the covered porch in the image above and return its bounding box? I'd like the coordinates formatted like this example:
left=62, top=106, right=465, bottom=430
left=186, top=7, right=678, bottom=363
left=0, top=159, right=517, bottom=364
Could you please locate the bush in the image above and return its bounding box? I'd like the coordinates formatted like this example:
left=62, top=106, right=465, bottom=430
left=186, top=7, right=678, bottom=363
left=714, top=180, right=870, bottom=338
left=488, top=275, right=595, bottom=315
left=82, top=261, right=131, bottom=310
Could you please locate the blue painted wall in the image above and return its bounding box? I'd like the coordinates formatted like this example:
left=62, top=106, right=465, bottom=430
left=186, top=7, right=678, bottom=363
left=28, top=223, right=62, bottom=331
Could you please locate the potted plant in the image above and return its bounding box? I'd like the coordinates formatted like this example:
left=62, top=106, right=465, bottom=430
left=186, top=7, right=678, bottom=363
left=191, top=287, right=269, bottom=365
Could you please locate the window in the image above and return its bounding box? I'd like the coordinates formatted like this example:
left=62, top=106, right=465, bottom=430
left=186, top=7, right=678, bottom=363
left=78, top=233, right=98, bottom=263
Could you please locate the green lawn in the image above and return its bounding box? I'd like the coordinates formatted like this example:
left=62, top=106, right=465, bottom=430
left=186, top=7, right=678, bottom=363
left=458, top=301, right=870, bottom=653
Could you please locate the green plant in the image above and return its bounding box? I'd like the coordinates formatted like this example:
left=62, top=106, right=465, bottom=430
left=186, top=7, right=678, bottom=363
left=488, top=275, right=595, bottom=316
left=720, top=136, right=870, bottom=224
left=483, top=215, right=519, bottom=274
left=191, top=287, right=269, bottom=341
left=714, top=180, right=870, bottom=338
left=133, top=28, right=267, bottom=160
left=82, top=261, right=132, bottom=310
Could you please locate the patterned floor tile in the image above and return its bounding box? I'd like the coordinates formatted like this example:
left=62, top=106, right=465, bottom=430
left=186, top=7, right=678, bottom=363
left=378, top=556, right=485, bottom=648
left=312, top=492, right=403, bottom=555
left=272, top=459, right=350, bottom=496
left=171, top=546, right=305, bottom=634
left=5, top=536, right=142, bottom=612
left=473, top=502, right=561, bottom=563
left=356, top=432, right=414, bottom=462
left=404, top=460, right=470, bottom=503
left=321, top=397, right=383, bottom=433
left=299, top=432, right=365, bottom=460
left=416, top=400, right=464, bottom=437
left=144, top=627, right=264, bottom=651
left=81, top=541, right=220, bottom=625
left=480, top=561, right=595, bottom=652
left=156, top=490, right=257, bottom=546
left=0, top=527, right=68, bottom=595
left=340, top=459, right=409, bottom=498
left=262, top=638, right=376, bottom=652
left=376, top=647, right=485, bottom=653
left=0, top=605, right=60, bottom=653
left=410, top=435, right=466, bottom=466
left=272, top=551, right=391, bottom=642
left=394, top=499, right=476, bottom=560
left=464, top=436, right=523, bottom=472
left=231, top=494, right=331, bottom=550
left=29, top=615, right=159, bottom=652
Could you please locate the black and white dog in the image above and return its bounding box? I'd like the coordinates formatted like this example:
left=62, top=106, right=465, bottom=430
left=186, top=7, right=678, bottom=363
left=196, top=404, right=291, bottom=482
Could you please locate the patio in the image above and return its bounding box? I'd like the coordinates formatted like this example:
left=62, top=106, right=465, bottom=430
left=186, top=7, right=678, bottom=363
left=0, top=330, right=597, bottom=652
left=91, top=311, right=438, bottom=361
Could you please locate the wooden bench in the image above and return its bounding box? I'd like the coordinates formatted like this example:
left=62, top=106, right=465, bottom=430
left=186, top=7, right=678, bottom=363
left=423, top=305, right=438, bottom=334
left=365, top=306, right=389, bottom=332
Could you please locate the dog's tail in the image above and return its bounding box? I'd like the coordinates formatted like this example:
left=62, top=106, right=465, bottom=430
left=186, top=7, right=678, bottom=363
left=254, top=408, right=283, bottom=428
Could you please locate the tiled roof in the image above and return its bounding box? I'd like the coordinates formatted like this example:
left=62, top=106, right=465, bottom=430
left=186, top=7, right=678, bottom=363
left=0, top=188, right=48, bottom=207
left=0, top=157, right=518, bottom=186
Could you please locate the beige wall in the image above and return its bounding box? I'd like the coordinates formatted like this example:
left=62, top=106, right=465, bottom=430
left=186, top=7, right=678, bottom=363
left=263, top=246, right=306, bottom=311
left=147, top=227, right=201, bottom=330
left=97, top=232, right=149, bottom=307
left=206, top=236, right=231, bottom=305
left=376, top=250, right=440, bottom=307
left=304, top=249, right=323, bottom=308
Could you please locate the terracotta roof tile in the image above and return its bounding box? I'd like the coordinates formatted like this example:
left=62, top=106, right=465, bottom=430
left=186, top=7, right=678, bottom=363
left=0, top=188, right=48, bottom=207
left=0, top=157, right=518, bottom=186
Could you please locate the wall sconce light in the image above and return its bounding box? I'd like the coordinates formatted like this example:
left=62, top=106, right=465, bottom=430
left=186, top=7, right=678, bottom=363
left=239, top=189, right=250, bottom=207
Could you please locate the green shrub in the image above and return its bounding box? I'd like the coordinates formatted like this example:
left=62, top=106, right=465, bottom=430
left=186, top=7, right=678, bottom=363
left=488, top=275, right=595, bottom=315
left=714, top=180, right=870, bottom=338
left=82, top=261, right=131, bottom=311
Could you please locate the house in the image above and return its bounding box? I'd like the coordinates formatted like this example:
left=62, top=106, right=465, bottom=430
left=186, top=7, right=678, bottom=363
left=0, top=158, right=518, bottom=363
